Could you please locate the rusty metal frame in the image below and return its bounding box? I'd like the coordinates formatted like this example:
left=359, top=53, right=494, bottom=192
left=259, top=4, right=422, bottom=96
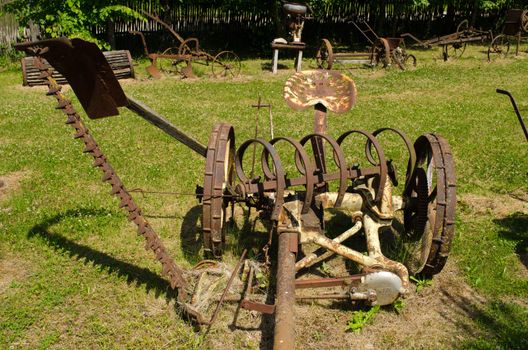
left=130, top=11, right=241, bottom=78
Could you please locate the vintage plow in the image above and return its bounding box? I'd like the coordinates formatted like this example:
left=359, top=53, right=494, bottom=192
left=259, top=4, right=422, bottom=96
left=16, top=38, right=456, bottom=349
left=488, top=9, right=528, bottom=61
left=316, top=20, right=416, bottom=70
left=131, top=12, right=241, bottom=79
left=401, top=19, right=491, bottom=61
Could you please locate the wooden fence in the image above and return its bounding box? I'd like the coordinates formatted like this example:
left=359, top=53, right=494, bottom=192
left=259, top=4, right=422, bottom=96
left=103, top=0, right=514, bottom=56
left=1, top=0, right=523, bottom=55
left=0, top=12, right=18, bottom=47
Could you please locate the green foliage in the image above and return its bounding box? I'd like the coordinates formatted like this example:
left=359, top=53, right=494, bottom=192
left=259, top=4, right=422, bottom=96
left=4, top=0, right=144, bottom=49
left=392, top=298, right=405, bottom=314
left=0, top=43, right=24, bottom=70
left=346, top=305, right=380, bottom=333
left=410, top=276, right=433, bottom=293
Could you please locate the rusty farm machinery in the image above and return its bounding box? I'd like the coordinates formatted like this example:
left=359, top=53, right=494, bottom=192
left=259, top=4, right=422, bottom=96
left=16, top=37, right=456, bottom=349
left=487, top=9, right=528, bottom=61
left=131, top=12, right=241, bottom=79
left=401, top=9, right=528, bottom=62
left=316, top=20, right=417, bottom=71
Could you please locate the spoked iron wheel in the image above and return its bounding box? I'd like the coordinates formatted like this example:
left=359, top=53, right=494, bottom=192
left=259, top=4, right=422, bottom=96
left=316, top=38, right=334, bottom=70
left=211, top=51, right=241, bottom=78
left=488, top=35, right=510, bottom=62
left=522, top=10, right=528, bottom=33
left=202, top=123, right=236, bottom=258
left=442, top=42, right=466, bottom=61
left=371, top=38, right=391, bottom=67
left=396, top=134, right=456, bottom=276
left=159, top=47, right=186, bottom=75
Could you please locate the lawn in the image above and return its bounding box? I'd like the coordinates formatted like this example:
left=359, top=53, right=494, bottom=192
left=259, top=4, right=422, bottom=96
left=1, top=44, right=527, bottom=349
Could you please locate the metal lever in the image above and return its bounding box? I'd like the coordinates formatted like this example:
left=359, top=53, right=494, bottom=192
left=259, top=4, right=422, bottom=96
left=496, top=89, right=528, bottom=142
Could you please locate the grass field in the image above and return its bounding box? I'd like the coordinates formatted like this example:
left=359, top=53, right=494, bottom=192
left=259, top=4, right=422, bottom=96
left=1, top=44, right=527, bottom=349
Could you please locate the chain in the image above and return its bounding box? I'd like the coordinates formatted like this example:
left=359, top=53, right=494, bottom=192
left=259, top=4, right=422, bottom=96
left=33, top=56, right=188, bottom=292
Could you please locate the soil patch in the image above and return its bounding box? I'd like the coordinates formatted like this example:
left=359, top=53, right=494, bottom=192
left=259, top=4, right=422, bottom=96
left=460, top=192, right=528, bottom=218
left=204, top=260, right=486, bottom=349
left=0, top=254, right=30, bottom=294
left=0, top=170, right=30, bottom=203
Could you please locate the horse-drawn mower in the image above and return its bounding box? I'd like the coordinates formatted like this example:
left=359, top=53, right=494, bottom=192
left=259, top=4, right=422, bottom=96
left=15, top=37, right=456, bottom=349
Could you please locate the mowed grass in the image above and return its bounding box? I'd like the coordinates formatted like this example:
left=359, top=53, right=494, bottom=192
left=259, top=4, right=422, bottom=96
left=0, top=44, right=527, bottom=349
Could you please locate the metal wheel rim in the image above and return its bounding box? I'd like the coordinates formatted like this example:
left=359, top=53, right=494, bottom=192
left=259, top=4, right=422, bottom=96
left=202, top=123, right=235, bottom=258
left=488, top=35, right=510, bottom=62
left=522, top=10, right=528, bottom=33
left=445, top=42, right=466, bottom=60
left=393, top=134, right=456, bottom=276
left=212, top=51, right=241, bottom=78
left=159, top=47, right=182, bottom=75
left=316, top=39, right=334, bottom=70
left=413, top=134, right=456, bottom=276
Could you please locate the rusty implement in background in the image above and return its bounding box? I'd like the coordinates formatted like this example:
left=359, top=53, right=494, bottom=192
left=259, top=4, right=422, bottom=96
left=16, top=38, right=456, bottom=350
left=130, top=12, right=241, bottom=79
left=497, top=89, right=528, bottom=142
left=488, top=9, right=528, bottom=61
left=316, top=20, right=417, bottom=71
left=402, top=19, right=491, bottom=61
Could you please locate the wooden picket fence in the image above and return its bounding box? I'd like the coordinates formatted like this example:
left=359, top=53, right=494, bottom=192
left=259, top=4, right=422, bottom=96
left=0, top=0, right=520, bottom=54
left=0, top=13, right=18, bottom=47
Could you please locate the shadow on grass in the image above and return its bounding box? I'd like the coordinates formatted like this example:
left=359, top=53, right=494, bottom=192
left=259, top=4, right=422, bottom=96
left=260, top=62, right=288, bottom=71
left=179, top=205, right=203, bottom=263
left=438, top=285, right=528, bottom=349
left=27, top=208, right=177, bottom=301
left=494, top=212, right=528, bottom=269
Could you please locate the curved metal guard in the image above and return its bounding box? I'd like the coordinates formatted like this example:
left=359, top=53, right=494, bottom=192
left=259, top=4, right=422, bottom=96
left=15, top=38, right=127, bottom=119
left=283, top=70, right=357, bottom=113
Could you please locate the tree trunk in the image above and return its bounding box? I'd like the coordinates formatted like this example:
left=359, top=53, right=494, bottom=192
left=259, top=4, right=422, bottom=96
left=446, top=3, right=456, bottom=32
left=470, top=0, right=479, bottom=28
left=376, top=0, right=386, bottom=36
left=106, top=19, right=115, bottom=50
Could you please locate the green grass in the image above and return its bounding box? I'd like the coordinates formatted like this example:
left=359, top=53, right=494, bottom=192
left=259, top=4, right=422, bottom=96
left=1, top=44, right=528, bottom=348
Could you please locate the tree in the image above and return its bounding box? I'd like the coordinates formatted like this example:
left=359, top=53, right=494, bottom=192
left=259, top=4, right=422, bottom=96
left=3, top=0, right=144, bottom=49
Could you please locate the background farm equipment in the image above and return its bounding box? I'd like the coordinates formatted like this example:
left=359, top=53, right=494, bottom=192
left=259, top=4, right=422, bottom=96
left=402, top=9, right=528, bottom=62
left=132, top=12, right=241, bottom=79
left=271, top=2, right=312, bottom=73
left=401, top=19, right=491, bottom=61
left=316, top=20, right=416, bottom=70
left=16, top=37, right=456, bottom=349
left=488, top=9, right=528, bottom=61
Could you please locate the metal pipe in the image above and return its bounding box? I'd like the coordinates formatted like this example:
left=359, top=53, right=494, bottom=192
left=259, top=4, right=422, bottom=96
left=274, top=231, right=297, bottom=350
left=126, top=96, right=208, bottom=157
left=496, top=89, right=528, bottom=142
